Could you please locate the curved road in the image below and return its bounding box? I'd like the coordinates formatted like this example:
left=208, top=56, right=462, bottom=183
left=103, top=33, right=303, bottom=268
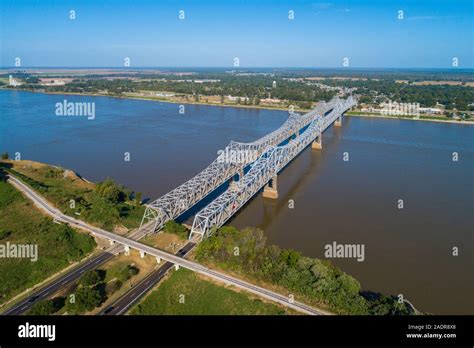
left=6, top=174, right=327, bottom=315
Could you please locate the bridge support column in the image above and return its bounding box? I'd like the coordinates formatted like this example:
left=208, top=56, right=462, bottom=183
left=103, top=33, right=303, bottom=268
left=156, top=257, right=161, bottom=263
left=124, top=245, right=130, bottom=256
left=312, top=135, right=322, bottom=150
left=109, top=240, right=115, bottom=246
left=335, top=115, right=342, bottom=127
left=139, top=251, right=145, bottom=258
left=174, top=264, right=180, bottom=271
left=263, top=175, right=278, bottom=199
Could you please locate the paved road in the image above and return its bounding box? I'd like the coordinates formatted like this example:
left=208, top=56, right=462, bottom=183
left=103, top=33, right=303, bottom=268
left=101, top=242, right=196, bottom=315
left=6, top=174, right=326, bottom=315
left=2, top=175, right=152, bottom=315
left=3, top=251, right=114, bottom=315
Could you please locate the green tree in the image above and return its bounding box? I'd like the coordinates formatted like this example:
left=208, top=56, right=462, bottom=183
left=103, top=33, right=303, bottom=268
left=95, top=178, right=122, bottom=203
left=80, top=270, right=103, bottom=287
left=67, top=287, right=103, bottom=314
left=115, top=264, right=139, bottom=282
left=163, top=220, right=188, bottom=239
left=27, top=300, right=56, bottom=315
left=280, top=249, right=301, bottom=268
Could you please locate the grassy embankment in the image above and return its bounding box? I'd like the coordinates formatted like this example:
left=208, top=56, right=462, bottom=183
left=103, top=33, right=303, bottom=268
left=0, top=160, right=145, bottom=232
left=0, top=159, right=146, bottom=307
left=0, top=177, right=96, bottom=306
left=131, top=268, right=291, bottom=315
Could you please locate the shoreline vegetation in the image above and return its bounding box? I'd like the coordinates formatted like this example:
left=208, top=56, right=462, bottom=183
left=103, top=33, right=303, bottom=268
left=194, top=226, right=416, bottom=315
left=0, top=160, right=145, bottom=232
left=2, top=87, right=472, bottom=125
left=0, top=159, right=419, bottom=315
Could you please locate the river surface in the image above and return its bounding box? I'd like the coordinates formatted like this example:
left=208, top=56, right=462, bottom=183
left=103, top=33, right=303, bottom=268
left=1, top=90, right=473, bottom=314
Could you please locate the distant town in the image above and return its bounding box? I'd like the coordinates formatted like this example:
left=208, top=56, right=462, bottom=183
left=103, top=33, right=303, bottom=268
left=2, top=68, right=473, bottom=122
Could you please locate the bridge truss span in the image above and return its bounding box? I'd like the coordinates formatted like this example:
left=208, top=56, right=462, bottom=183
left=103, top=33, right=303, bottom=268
left=190, top=96, right=356, bottom=239
left=140, top=97, right=348, bottom=234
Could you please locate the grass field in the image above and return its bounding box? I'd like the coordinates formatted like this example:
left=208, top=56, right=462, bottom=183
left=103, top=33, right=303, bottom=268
left=0, top=180, right=96, bottom=305
left=130, top=268, right=291, bottom=315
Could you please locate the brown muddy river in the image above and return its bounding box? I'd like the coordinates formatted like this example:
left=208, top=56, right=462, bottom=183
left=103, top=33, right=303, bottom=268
left=2, top=90, right=473, bottom=314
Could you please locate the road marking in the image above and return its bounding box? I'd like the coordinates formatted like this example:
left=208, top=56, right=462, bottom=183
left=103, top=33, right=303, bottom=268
left=8, top=175, right=325, bottom=316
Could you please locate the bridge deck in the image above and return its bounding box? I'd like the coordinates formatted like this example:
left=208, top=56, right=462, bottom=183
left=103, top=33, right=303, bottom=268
left=141, top=98, right=342, bottom=233
left=190, top=97, right=356, bottom=239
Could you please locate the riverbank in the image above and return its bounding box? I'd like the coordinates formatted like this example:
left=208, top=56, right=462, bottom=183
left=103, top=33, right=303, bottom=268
left=4, top=88, right=471, bottom=125
left=345, top=111, right=473, bottom=125
left=0, top=160, right=145, bottom=232
left=0, top=87, right=312, bottom=113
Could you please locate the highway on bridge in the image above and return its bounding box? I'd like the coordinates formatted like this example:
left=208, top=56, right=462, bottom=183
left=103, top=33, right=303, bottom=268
left=4, top=174, right=327, bottom=316
left=100, top=242, right=195, bottom=315
left=3, top=98, right=355, bottom=315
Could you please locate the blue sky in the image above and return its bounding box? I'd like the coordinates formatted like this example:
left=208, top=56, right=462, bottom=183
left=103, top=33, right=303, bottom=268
left=1, top=0, right=472, bottom=68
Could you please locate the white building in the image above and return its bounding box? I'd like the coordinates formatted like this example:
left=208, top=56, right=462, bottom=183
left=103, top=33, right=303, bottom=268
left=227, top=95, right=249, bottom=102
left=9, top=75, right=21, bottom=86
left=419, top=107, right=442, bottom=114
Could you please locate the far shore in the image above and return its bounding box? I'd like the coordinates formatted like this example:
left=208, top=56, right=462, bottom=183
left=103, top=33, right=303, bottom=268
left=0, top=87, right=308, bottom=113
left=2, top=87, right=472, bottom=125
left=345, top=112, right=473, bottom=125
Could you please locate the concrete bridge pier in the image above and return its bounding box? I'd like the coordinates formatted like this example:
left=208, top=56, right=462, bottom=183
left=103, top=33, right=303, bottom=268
left=335, top=115, right=342, bottom=127
left=156, top=257, right=161, bottom=263
left=312, top=134, right=322, bottom=150
left=140, top=251, right=145, bottom=258
left=263, top=175, right=278, bottom=199
left=124, top=245, right=130, bottom=256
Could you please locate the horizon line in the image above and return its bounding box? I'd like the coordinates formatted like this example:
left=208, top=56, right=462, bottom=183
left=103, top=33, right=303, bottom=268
left=1, top=66, right=473, bottom=71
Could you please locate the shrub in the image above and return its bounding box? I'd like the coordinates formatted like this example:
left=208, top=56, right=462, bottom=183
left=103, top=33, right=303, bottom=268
left=0, top=229, right=11, bottom=240
left=28, top=300, right=56, bottom=315
left=163, top=220, right=188, bottom=239
left=80, top=270, right=104, bottom=287
left=66, top=286, right=104, bottom=314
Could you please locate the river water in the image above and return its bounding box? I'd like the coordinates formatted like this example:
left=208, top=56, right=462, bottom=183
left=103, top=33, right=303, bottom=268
left=1, top=90, right=472, bottom=314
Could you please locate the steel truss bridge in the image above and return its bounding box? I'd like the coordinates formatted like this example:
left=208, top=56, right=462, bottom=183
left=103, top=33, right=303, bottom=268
left=190, top=96, right=356, bottom=239
left=141, top=96, right=356, bottom=238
